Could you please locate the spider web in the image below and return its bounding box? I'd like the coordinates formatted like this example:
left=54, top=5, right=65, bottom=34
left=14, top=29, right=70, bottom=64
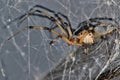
left=0, top=0, right=120, bottom=80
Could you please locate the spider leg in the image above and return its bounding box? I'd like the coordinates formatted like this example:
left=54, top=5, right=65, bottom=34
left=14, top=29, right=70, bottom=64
left=74, top=17, right=118, bottom=36
left=29, top=26, right=74, bottom=45
left=30, top=5, right=72, bottom=37
left=57, top=12, right=71, bottom=27
left=94, top=27, right=117, bottom=39
left=7, top=5, right=73, bottom=38
left=77, top=17, right=118, bottom=30
left=29, top=5, right=73, bottom=38
left=17, top=9, right=68, bottom=37
left=53, top=13, right=73, bottom=38
left=49, top=23, right=73, bottom=39
left=89, top=17, right=118, bottom=24
left=50, top=13, right=73, bottom=38
left=0, top=27, right=27, bottom=49
left=66, top=24, right=73, bottom=38
left=1, top=25, right=74, bottom=49
left=30, top=5, right=72, bottom=27
left=48, top=23, right=73, bottom=45
left=49, top=36, right=60, bottom=45
left=30, top=5, right=55, bottom=13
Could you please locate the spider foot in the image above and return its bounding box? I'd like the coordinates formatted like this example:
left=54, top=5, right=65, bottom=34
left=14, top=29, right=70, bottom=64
left=49, top=41, right=54, bottom=45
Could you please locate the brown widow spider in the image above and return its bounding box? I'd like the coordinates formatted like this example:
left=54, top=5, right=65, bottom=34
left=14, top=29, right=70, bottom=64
left=1, top=5, right=119, bottom=47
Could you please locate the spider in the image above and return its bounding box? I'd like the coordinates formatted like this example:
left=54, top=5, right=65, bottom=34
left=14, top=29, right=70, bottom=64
left=2, top=5, right=118, bottom=47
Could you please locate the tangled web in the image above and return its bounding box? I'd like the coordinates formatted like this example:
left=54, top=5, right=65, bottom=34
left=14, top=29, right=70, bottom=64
left=0, top=0, right=120, bottom=80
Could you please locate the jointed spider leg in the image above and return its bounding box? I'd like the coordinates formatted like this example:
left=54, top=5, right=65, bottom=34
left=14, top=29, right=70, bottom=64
left=30, top=5, right=55, bottom=13
left=0, top=27, right=27, bottom=49
left=29, top=26, right=74, bottom=45
left=16, top=9, right=69, bottom=37
left=1, top=25, right=74, bottom=49
left=29, top=5, right=72, bottom=34
left=29, top=5, right=73, bottom=37
left=7, top=5, right=73, bottom=39
left=49, top=36, right=60, bottom=45
left=1, top=5, right=75, bottom=48
left=94, top=27, right=117, bottom=39
left=53, top=13, right=73, bottom=38
left=89, top=17, right=117, bottom=23
left=77, top=17, right=118, bottom=30
left=30, top=5, right=72, bottom=27
left=74, top=17, right=118, bottom=36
